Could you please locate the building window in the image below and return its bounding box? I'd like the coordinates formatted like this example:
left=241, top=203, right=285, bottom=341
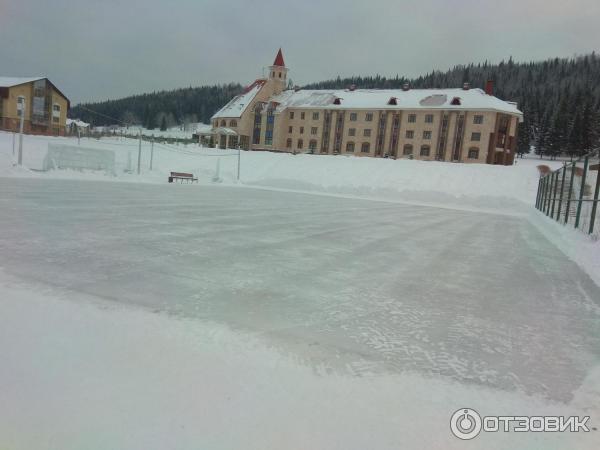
left=290, top=112, right=294, bottom=119
left=53, top=116, right=59, bottom=123
left=52, top=104, right=60, bottom=112
left=361, top=142, right=370, bottom=153
left=405, top=130, right=414, bottom=139
left=420, top=145, right=430, bottom=156
left=346, top=141, right=355, bottom=152
left=301, top=112, right=305, bottom=120
left=313, top=112, right=319, bottom=120
left=311, top=127, right=318, bottom=135
left=471, top=132, right=481, bottom=142
left=363, top=129, right=371, bottom=137
left=265, top=130, right=273, bottom=145
left=468, top=147, right=479, bottom=159
left=229, top=120, right=237, bottom=127
left=288, top=126, right=293, bottom=133
left=253, top=103, right=263, bottom=145
left=265, top=107, right=275, bottom=145
left=425, top=114, right=434, bottom=123
left=473, top=115, right=484, bottom=124
left=309, top=139, right=317, bottom=151
left=286, top=138, right=292, bottom=148
left=350, top=113, right=357, bottom=121
left=408, top=114, right=416, bottom=123
left=348, top=128, right=356, bottom=136
left=297, top=139, right=303, bottom=149
left=300, top=126, right=304, bottom=134
left=365, top=113, right=373, bottom=121
left=220, top=120, right=226, bottom=127
left=403, top=144, right=413, bottom=155
left=423, top=130, right=432, bottom=140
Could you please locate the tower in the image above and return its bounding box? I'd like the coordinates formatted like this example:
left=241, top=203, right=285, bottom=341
left=268, top=48, right=289, bottom=95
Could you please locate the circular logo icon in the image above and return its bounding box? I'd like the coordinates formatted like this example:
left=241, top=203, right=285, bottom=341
left=450, top=408, right=482, bottom=440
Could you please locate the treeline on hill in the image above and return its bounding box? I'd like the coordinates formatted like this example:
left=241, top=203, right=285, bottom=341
left=71, top=54, right=600, bottom=158
left=70, top=83, right=243, bottom=130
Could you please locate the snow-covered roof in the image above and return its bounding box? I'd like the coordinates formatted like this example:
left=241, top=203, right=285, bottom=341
left=213, top=127, right=238, bottom=136
left=270, top=88, right=522, bottom=116
left=0, top=76, right=45, bottom=88
left=212, top=79, right=266, bottom=119
left=66, top=118, right=90, bottom=128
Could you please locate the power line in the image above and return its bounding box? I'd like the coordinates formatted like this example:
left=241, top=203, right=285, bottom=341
left=75, top=105, right=130, bottom=126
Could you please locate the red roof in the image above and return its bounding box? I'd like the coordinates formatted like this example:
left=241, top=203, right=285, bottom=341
left=273, top=48, right=285, bottom=67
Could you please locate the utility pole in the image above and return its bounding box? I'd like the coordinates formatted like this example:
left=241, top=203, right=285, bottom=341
left=150, top=135, right=154, bottom=171
left=237, top=144, right=241, bottom=181
left=78, top=128, right=81, bottom=146
left=18, top=102, right=25, bottom=165
left=137, top=129, right=142, bottom=175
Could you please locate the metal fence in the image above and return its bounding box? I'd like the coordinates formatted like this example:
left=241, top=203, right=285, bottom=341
left=535, top=150, right=600, bottom=239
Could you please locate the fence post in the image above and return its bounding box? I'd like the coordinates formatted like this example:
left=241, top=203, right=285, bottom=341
left=588, top=164, right=600, bottom=235
left=541, top=175, right=548, bottom=211
left=564, top=162, right=576, bottom=224
left=544, top=172, right=553, bottom=215
left=546, top=172, right=554, bottom=216
left=542, top=175, right=548, bottom=214
left=556, top=164, right=567, bottom=222
left=535, top=177, right=542, bottom=209
left=575, top=156, right=589, bottom=229
left=550, top=171, right=559, bottom=218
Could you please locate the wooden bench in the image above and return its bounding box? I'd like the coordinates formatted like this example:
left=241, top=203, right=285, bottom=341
left=168, top=172, right=198, bottom=183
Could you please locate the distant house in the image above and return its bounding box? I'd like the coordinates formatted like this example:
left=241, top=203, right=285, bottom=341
left=66, top=118, right=90, bottom=135
left=0, top=77, right=70, bottom=136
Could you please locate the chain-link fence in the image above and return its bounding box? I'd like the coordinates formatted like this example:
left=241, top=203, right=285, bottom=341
left=535, top=150, right=600, bottom=239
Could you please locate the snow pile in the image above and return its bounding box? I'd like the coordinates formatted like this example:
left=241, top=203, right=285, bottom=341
left=236, top=152, right=551, bottom=212
left=0, top=131, right=562, bottom=213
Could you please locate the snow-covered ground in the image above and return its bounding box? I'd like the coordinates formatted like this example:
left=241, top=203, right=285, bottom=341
left=0, top=131, right=563, bottom=210
left=1, top=131, right=599, bottom=449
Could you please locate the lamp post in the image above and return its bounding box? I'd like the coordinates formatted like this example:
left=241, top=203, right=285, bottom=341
left=18, top=101, right=25, bottom=166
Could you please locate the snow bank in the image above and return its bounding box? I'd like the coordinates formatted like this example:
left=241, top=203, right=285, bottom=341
left=1, top=272, right=598, bottom=450
left=0, top=131, right=563, bottom=213
left=528, top=210, right=600, bottom=287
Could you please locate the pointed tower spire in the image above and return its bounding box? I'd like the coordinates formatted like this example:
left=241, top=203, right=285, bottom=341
left=273, top=48, right=285, bottom=67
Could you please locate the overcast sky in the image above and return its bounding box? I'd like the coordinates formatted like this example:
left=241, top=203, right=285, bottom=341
left=1, top=0, right=599, bottom=104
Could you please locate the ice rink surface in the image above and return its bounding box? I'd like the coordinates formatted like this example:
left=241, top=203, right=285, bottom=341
left=1, top=177, right=599, bottom=403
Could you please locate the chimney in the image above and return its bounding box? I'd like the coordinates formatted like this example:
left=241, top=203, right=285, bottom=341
left=485, top=80, right=494, bottom=95
left=402, top=83, right=410, bottom=91
left=462, top=82, right=470, bottom=90
left=349, top=84, right=357, bottom=91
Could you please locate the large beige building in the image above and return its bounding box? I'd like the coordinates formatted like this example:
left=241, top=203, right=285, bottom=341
left=211, top=50, right=522, bottom=165
left=0, top=77, right=70, bottom=136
